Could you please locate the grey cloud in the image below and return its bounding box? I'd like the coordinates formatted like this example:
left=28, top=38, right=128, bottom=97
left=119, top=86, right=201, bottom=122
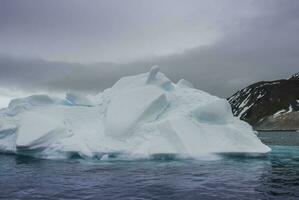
left=0, top=54, right=146, bottom=94
left=0, top=0, right=299, bottom=97
left=0, top=0, right=260, bottom=62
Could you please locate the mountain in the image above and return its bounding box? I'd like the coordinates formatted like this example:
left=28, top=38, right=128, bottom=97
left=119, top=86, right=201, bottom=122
left=228, top=73, right=299, bottom=130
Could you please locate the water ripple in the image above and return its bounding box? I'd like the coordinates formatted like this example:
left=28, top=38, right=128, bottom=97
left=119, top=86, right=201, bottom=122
left=1, top=146, right=299, bottom=200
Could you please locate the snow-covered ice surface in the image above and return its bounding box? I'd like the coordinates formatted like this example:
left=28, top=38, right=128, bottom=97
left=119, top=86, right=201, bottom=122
left=0, top=67, right=270, bottom=160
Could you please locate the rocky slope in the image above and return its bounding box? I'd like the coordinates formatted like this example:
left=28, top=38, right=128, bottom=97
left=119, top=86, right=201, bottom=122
left=228, top=73, right=299, bottom=130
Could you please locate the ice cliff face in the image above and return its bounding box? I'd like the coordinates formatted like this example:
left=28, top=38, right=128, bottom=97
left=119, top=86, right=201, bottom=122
left=0, top=67, right=270, bottom=159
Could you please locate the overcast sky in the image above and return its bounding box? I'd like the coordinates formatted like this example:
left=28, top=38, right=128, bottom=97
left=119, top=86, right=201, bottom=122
left=0, top=0, right=299, bottom=107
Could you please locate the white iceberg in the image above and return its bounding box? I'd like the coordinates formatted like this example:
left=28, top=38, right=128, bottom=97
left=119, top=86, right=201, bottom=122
left=0, top=67, right=270, bottom=159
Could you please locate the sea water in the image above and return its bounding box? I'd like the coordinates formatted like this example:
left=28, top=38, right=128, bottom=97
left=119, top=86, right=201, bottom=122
left=0, top=145, right=299, bottom=200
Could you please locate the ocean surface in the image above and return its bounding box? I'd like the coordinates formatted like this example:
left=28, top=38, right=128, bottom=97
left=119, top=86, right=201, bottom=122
left=1, top=145, right=299, bottom=199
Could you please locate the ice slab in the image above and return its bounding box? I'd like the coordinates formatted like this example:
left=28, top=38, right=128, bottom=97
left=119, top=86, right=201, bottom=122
left=105, top=85, right=168, bottom=138
left=65, top=92, right=94, bottom=106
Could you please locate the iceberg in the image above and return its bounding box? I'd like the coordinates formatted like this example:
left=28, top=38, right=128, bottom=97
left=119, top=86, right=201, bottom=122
left=0, top=66, right=270, bottom=159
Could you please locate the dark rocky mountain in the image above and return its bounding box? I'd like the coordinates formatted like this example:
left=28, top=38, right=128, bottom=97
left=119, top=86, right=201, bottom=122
left=228, top=73, right=299, bottom=130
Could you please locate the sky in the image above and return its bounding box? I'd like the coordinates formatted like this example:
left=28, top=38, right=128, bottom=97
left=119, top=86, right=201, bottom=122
left=0, top=0, right=299, bottom=107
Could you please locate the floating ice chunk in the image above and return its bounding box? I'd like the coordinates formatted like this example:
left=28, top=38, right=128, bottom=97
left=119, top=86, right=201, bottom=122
left=0, top=67, right=270, bottom=160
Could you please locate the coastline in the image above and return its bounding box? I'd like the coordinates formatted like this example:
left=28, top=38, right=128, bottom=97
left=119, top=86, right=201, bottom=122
left=256, top=129, right=298, bottom=132
left=257, top=130, right=299, bottom=146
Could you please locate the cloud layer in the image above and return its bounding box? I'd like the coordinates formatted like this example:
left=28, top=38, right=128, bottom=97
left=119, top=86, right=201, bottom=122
left=0, top=0, right=299, bottom=97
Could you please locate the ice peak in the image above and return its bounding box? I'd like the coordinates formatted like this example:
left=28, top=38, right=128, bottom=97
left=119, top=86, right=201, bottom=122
left=146, top=65, right=160, bottom=84
left=177, top=79, right=194, bottom=89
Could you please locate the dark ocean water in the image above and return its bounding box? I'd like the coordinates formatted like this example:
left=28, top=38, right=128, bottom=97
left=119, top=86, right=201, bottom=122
left=1, top=145, right=299, bottom=200
left=258, top=131, right=299, bottom=146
